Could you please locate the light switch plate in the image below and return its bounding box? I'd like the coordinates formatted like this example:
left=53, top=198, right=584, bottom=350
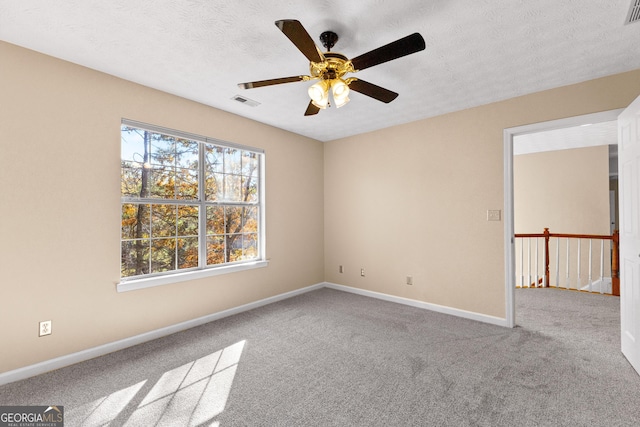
left=487, top=210, right=501, bottom=221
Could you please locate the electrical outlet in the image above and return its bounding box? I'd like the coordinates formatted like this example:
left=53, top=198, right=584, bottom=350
left=487, top=210, right=501, bottom=221
left=406, top=276, right=413, bottom=285
left=339, top=265, right=344, bottom=273
left=39, top=320, right=52, bottom=337
left=360, top=268, right=365, bottom=277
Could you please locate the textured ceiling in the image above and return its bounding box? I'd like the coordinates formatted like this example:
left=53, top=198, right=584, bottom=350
left=1, top=1, right=639, bottom=142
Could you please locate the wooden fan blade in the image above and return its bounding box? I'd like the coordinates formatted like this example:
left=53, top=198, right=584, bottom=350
left=304, top=101, right=320, bottom=116
left=275, top=19, right=325, bottom=63
left=350, top=33, right=425, bottom=71
left=238, top=75, right=308, bottom=89
left=348, top=79, right=398, bottom=103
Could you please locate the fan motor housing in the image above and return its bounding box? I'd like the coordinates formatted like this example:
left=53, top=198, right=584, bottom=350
left=310, top=52, right=352, bottom=80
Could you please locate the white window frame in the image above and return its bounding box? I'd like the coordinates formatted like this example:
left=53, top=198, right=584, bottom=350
left=118, top=119, right=267, bottom=292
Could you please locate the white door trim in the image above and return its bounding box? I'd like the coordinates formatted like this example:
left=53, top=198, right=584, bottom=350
left=503, top=109, right=624, bottom=328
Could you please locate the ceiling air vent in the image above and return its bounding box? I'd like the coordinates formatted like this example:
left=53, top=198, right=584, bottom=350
left=625, top=0, right=640, bottom=24
left=231, top=95, right=260, bottom=107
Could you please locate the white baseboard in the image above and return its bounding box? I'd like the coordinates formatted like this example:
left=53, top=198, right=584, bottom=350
left=323, top=282, right=509, bottom=327
left=0, top=282, right=324, bottom=386
left=1, top=281, right=507, bottom=386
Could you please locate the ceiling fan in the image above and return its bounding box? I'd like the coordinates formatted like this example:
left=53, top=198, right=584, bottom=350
left=238, top=19, right=426, bottom=116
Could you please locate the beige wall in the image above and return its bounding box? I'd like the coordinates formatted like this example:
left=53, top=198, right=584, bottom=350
left=514, top=146, right=611, bottom=235
left=324, top=70, right=640, bottom=318
left=0, top=41, right=325, bottom=374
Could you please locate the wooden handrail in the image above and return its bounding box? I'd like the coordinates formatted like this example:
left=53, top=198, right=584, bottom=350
left=515, top=232, right=616, bottom=240
left=514, top=228, right=619, bottom=296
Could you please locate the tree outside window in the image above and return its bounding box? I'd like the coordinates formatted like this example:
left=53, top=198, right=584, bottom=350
left=120, top=122, right=262, bottom=280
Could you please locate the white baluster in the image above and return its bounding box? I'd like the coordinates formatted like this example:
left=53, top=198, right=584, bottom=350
left=588, top=239, right=593, bottom=293
left=527, top=238, right=532, bottom=288
left=600, top=240, right=605, bottom=294
left=556, top=237, right=560, bottom=288
left=520, top=237, right=524, bottom=288
left=535, top=237, right=539, bottom=287
left=577, top=239, right=581, bottom=290
left=566, top=238, right=571, bottom=289
left=543, top=236, right=547, bottom=287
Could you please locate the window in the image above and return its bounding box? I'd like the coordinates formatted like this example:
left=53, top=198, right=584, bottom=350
left=120, top=120, right=265, bottom=287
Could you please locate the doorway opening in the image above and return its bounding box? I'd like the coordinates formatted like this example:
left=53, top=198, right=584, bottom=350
left=503, top=109, right=623, bottom=328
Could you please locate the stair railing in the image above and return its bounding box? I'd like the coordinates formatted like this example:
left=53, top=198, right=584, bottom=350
left=514, top=228, right=619, bottom=296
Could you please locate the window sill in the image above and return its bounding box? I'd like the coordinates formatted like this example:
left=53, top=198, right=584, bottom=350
left=117, top=260, right=269, bottom=292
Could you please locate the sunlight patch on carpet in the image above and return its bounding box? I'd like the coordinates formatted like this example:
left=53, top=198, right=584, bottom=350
left=67, top=340, right=246, bottom=426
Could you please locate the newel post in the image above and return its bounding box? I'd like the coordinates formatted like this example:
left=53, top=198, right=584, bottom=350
left=612, top=229, right=620, bottom=296
left=544, top=228, right=550, bottom=287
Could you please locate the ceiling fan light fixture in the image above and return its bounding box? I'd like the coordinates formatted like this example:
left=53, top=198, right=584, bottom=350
left=239, top=20, right=425, bottom=116
left=334, top=95, right=350, bottom=109
left=331, top=79, right=350, bottom=108
left=308, top=80, right=329, bottom=109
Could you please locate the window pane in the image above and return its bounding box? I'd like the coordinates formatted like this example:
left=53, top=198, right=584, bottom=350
left=242, top=151, right=258, bottom=176
left=178, top=237, right=198, bottom=269
left=227, top=234, right=243, bottom=262
left=206, top=206, right=225, bottom=235
left=151, top=204, right=176, bottom=237
left=150, top=134, right=175, bottom=167
left=122, top=203, right=150, bottom=239
left=242, top=176, right=258, bottom=203
left=243, top=233, right=258, bottom=259
left=226, top=206, right=243, bottom=234
left=207, top=236, right=225, bottom=265
left=121, top=240, right=150, bottom=277
left=242, top=206, right=258, bottom=233
left=149, top=167, right=176, bottom=199
left=225, top=175, right=242, bottom=201
left=121, top=126, right=146, bottom=164
left=177, top=205, right=199, bottom=236
left=121, top=166, right=142, bottom=197
left=151, top=238, right=176, bottom=273
left=205, top=173, right=224, bottom=201
left=176, top=139, right=199, bottom=169
left=225, top=148, right=241, bottom=174
left=176, top=168, right=198, bottom=200
left=122, top=204, right=137, bottom=239
left=205, top=145, right=224, bottom=173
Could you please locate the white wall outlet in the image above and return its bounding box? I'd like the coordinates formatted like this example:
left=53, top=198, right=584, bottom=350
left=339, top=265, right=344, bottom=273
left=360, top=268, right=365, bottom=277
left=487, top=210, right=501, bottom=221
left=406, top=275, right=413, bottom=285
left=39, top=320, right=52, bottom=337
